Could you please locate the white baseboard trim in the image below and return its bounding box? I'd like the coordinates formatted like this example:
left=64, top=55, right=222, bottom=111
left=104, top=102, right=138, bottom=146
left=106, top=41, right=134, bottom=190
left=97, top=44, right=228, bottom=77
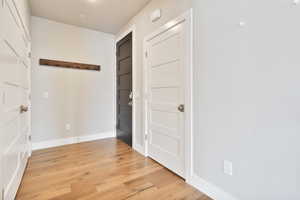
left=32, top=137, right=77, bottom=150
left=78, top=131, right=116, bottom=143
left=32, top=131, right=116, bottom=151
left=188, top=173, right=238, bottom=200
left=133, top=143, right=145, bottom=156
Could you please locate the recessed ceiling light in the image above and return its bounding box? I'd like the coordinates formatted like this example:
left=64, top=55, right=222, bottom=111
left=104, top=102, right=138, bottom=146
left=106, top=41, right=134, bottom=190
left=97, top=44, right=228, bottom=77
left=87, top=0, right=97, bottom=3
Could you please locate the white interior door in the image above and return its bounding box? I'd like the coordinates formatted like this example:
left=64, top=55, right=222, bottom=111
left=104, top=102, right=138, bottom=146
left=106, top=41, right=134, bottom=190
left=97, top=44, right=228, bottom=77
left=0, top=0, right=31, bottom=199
left=145, top=19, right=188, bottom=178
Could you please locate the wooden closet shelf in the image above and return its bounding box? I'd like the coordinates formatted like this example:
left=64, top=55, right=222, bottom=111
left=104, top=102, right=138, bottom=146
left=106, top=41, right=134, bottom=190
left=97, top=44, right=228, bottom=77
left=39, top=59, right=101, bottom=71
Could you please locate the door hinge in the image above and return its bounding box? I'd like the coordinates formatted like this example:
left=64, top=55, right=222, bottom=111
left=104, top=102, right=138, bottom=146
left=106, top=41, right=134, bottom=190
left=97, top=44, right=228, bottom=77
left=28, top=135, right=32, bottom=141
left=145, top=51, right=148, bottom=58
left=2, top=91, right=5, bottom=105
left=145, top=134, right=148, bottom=141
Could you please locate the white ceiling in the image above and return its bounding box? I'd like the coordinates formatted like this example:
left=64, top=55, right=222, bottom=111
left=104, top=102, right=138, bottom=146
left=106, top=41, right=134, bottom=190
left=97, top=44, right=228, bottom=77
left=29, top=0, right=151, bottom=34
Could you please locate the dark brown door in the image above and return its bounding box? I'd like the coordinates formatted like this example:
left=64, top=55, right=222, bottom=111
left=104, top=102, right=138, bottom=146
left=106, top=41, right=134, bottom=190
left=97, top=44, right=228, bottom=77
left=116, top=33, right=132, bottom=146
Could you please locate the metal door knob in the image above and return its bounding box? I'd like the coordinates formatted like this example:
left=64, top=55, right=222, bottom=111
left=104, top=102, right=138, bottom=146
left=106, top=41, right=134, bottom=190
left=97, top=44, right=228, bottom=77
left=178, top=104, right=185, bottom=112
left=20, top=105, right=29, bottom=113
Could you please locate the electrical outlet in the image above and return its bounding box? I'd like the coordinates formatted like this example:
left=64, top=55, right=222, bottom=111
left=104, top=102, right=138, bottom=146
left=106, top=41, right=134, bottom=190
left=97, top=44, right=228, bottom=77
left=65, top=124, right=71, bottom=131
left=224, top=160, right=233, bottom=176
left=43, top=92, right=49, bottom=99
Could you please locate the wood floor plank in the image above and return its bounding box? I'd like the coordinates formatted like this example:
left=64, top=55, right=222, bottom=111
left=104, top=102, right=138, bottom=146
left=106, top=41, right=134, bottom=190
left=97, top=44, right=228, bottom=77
left=16, top=139, right=212, bottom=200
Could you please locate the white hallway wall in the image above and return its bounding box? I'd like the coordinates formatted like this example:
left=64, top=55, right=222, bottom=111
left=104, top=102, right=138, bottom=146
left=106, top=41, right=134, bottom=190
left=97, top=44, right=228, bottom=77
left=117, top=0, right=192, bottom=149
left=119, top=0, right=300, bottom=199
left=31, top=17, right=116, bottom=147
left=193, top=0, right=300, bottom=199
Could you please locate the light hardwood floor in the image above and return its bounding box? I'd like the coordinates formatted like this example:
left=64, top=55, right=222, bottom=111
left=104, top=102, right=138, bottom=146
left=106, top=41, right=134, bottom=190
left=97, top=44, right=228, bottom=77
left=16, top=139, right=212, bottom=200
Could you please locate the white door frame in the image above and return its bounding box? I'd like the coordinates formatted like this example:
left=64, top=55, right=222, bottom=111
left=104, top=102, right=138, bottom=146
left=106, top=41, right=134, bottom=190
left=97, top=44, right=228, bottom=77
left=115, top=26, right=139, bottom=151
left=143, top=9, right=193, bottom=181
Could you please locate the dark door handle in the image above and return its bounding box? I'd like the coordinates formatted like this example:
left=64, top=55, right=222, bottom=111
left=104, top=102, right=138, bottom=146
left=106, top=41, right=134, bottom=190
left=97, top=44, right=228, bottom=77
left=178, top=104, right=185, bottom=112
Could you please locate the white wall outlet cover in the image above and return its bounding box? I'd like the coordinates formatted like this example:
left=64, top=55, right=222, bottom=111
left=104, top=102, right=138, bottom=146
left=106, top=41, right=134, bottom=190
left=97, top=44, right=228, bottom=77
left=150, top=9, right=161, bottom=22
left=224, top=160, right=233, bottom=176
left=43, top=92, right=49, bottom=99
left=239, top=21, right=246, bottom=27
left=65, top=124, right=71, bottom=131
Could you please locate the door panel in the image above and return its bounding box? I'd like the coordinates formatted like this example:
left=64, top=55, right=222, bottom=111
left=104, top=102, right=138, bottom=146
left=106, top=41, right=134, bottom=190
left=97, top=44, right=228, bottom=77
left=119, top=41, right=131, bottom=59
left=119, top=90, right=130, bottom=105
left=152, top=88, right=179, bottom=104
left=3, top=123, right=20, bottom=189
left=4, top=2, right=25, bottom=59
left=151, top=61, right=180, bottom=87
left=1, top=41, right=20, bottom=87
left=151, top=131, right=180, bottom=155
left=149, top=34, right=181, bottom=67
left=118, top=58, right=131, bottom=74
left=146, top=22, right=186, bottom=177
left=119, top=74, right=131, bottom=90
left=151, top=110, right=179, bottom=130
left=0, top=0, right=31, bottom=199
left=116, top=33, right=133, bottom=146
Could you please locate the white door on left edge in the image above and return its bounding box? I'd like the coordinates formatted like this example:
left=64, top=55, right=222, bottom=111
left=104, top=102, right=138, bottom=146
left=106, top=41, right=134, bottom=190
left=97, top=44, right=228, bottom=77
left=145, top=20, right=187, bottom=178
left=0, top=1, right=31, bottom=199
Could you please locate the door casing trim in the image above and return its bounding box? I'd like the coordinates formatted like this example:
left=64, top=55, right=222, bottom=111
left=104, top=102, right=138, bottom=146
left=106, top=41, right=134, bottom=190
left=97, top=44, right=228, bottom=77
left=115, top=26, right=140, bottom=151
left=143, top=9, right=193, bottom=181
